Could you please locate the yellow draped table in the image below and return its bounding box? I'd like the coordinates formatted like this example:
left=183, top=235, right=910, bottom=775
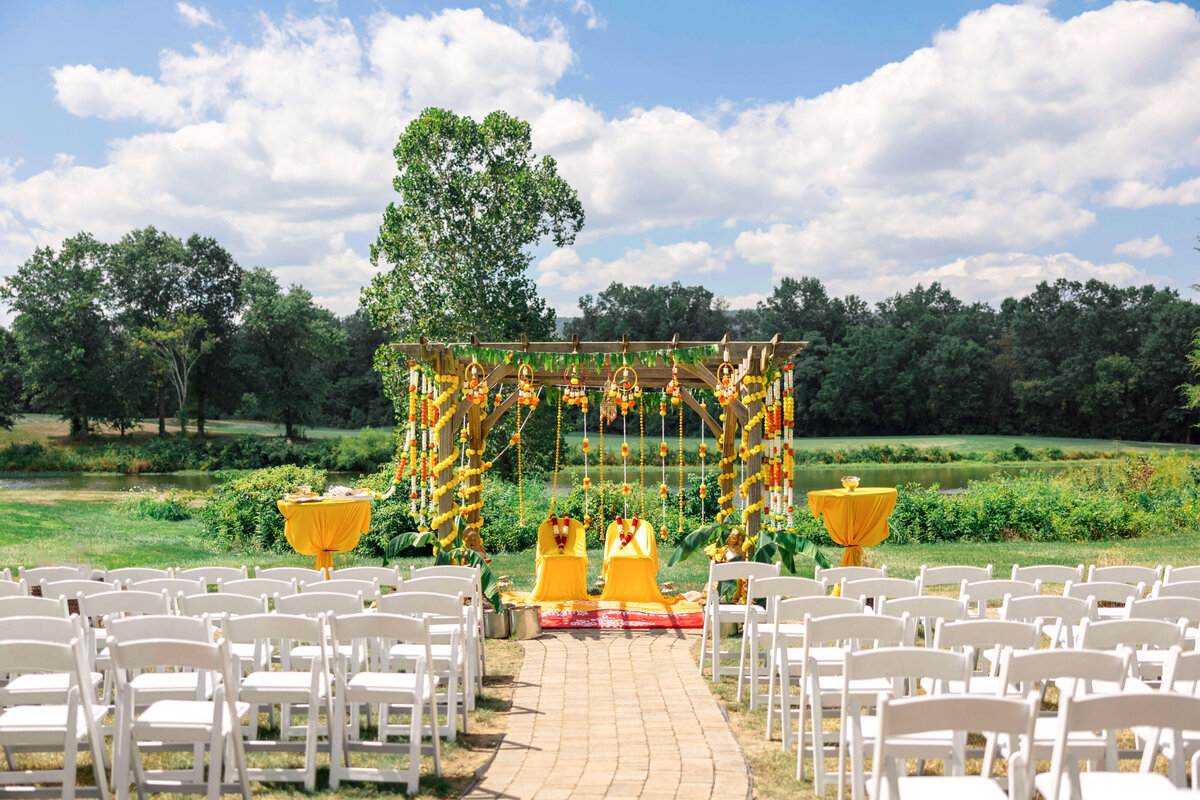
left=807, top=487, right=897, bottom=568
left=276, top=497, right=370, bottom=573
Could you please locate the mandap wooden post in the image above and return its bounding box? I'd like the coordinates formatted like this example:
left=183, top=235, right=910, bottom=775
left=718, top=405, right=737, bottom=523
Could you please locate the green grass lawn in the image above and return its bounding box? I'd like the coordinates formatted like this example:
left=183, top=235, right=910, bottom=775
left=4, top=497, right=1197, bottom=589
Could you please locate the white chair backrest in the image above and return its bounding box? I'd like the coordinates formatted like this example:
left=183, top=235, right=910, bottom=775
left=746, top=576, right=825, bottom=621
left=813, top=565, right=886, bottom=586
left=1011, top=563, right=1084, bottom=586
left=330, top=612, right=432, bottom=674
left=275, top=592, right=364, bottom=617
left=256, top=567, right=326, bottom=583
left=878, top=595, right=968, bottom=623
left=1065, top=579, right=1144, bottom=605
left=300, top=578, right=378, bottom=598
left=336, top=566, right=402, bottom=588
left=840, top=577, right=919, bottom=605
left=843, top=646, right=972, bottom=696
left=1087, top=564, right=1162, bottom=585
left=1153, top=580, right=1200, bottom=599
left=870, top=693, right=1038, bottom=800
left=708, top=560, right=781, bottom=586
left=805, top=612, right=910, bottom=649
left=109, top=637, right=233, bottom=709
left=409, top=565, right=480, bottom=603
left=959, top=578, right=1040, bottom=610
left=933, top=618, right=1040, bottom=655
left=377, top=591, right=466, bottom=619
left=218, top=577, right=297, bottom=598
left=397, top=575, right=476, bottom=600
left=1163, top=565, right=1200, bottom=584
left=997, top=646, right=1131, bottom=698
left=19, top=565, right=91, bottom=584
left=1000, top=594, right=1095, bottom=642
left=0, top=614, right=84, bottom=644
left=77, top=590, right=171, bottom=620
left=775, top=595, right=863, bottom=625
left=1163, top=646, right=1200, bottom=693
left=1077, top=617, right=1185, bottom=651
left=38, top=579, right=114, bottom=600
left=0, top=595, right=68, bottom=618
left=919, top=564, right=992, bottom=592
left=178, top=592, right=268, bottom=618
left=102, top=567, right=172, bottom=584
left=175, top=566, right=249, bottom=585
left=0, top=636, right=92, bottom=691
left=125, top=577, right=206, bottom=597
left=224, top=612, right=325, bottom=671
left=1125, top=596, right=1200, bottom=626
left=107, top=614, right=209, bottom=644
left=0, top=580, right=26, bottom=598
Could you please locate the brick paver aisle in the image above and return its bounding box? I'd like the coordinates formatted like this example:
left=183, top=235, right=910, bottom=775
left=465, top=630, right=750, bottom=800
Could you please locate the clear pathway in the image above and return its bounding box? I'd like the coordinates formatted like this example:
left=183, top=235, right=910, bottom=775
left=465, top=629, right=750, bottom=800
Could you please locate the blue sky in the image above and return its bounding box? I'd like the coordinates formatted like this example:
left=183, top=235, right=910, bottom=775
left=1, top=0, right=1199, bottom=318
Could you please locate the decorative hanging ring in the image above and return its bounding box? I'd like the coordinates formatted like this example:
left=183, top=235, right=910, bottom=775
left=715, top=361, right=739, bottom=406
left=463, top=360, right=489, bottom=406
left=608, top=364, right=640, bottom=415
left=562, top=363, right=590, bottom=410
left=516, top=363, right=540, bottom=408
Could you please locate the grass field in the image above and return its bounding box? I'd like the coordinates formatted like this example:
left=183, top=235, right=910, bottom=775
left=565, top=431, right=1200, bottom=454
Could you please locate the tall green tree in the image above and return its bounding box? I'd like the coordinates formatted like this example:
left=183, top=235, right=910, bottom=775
left=0, top=233, right=116, bottom=439
left=132, top=313, right=217, bottom=436
left=106, top=226, right=187, bottom=434
left=0, top=326, right=21, bottom=429
left=237, top=269, right=345, bottom=439
left=181, top=235, right=244, bottom=437
left=566, top=282, right=730, bottom=341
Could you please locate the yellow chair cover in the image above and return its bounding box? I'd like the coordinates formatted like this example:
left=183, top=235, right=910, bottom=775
left=531, top=516, right=589, bottom=602
left=807, top=487, right=897, bottom=567
left=276, top=498, right=370, bottom=572
left=599, top=518, right=667, bottom=604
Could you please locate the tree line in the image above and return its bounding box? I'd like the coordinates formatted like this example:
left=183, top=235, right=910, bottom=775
left=567, top=277, right=1200, bottom=442
left=0, top=228, right=392, bottom=439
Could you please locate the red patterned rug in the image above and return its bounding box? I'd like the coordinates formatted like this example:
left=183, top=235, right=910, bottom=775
left=501, top=593, right=703, bottom=630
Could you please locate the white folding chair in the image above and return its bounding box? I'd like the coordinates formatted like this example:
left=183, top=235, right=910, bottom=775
left=839, top=577, right=919, bottom=607
left=395, top=575, right=484, bottom=701
left=1001, top=593, right=1095, bottom=648
left=1087, top=564, right=1163, bottom=586
left=1152, top=580, right=1200, bottom=599
left=1163, top=565, right=1200, bottom=585
left=1127, top=595, right=1200, bottom=651
left=813, top=565, right=886, bottom=588
left=1077, top=617, right=1184, bottom=685
left=109, top=637, right=250, bottom=800
left=0, top=636, right=110, bottom=800
left=300, top=579, right=379, bottom=605
left=106, top=616, right=214, bottom=709
left=256, top=567, right=327, bottom=584
left=217, top=578, right=298, bottom=600
left=175, top=566, right=249, bottom=587
left=0, top=615, right=102, bottom=706
left=0, top=595, right=69, bottom=618
left=102, top=567, right=172, bottom=585
left=224, top=613, right=331, bottom=792
left=959, top=578, right=1040, bottom=619
left=930, top=618, right=1040, bottom=695
left=328, top=613, right=442, bottom=792
left=123, top=578, right=206, bottom=611
left=878, top=595, right=968, bottom=647
left=841, top=647, right=972, bottom=800
left=336, top=565, right=402, bottom=591
left=918, top=564, right=992, bottom=594
left=19, top=565, right=93, bottom=585
left=767, top=594, right=863, bottom=750
left=1012, top=563, right=1084, bottom=589
left=1037, top=691, right=1200, bottom=800
left=0, top=579, right=27, bottom=598
left=796, top=612, right=911, bottom=793
left=737, top=575, right=825, bottom=709
left=378, top=591, right=469, bottom=739
left=409, top=564, right=486, bottom=679
left=699, top=561, right=780, bottom=681
left=177, top=593, right=268, bottom=619
left=869, top=693, right=1038, bottom=800
left=1067, top=579, right=1146, bottom=621
left=77, top=590, right=172, bottom=704
left=1153, top=648, right=1200, bottom=788
left=39, top=579, right=116, bottom=602
left=995, top=647, right=1132, bottom=770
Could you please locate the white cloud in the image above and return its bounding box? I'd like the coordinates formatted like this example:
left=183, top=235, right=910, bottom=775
left=723, top=292, right=767, bottom=309
left=2, top=1, right=1200, bottom=315
left=175, top=2, right=214, bottom=28
left=1113, top=234, right=1173, bottom=258
left=537, top=241, right=727, bottom=293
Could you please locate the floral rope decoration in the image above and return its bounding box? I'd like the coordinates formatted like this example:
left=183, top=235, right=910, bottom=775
left=738, top=374, right=768, bottom=528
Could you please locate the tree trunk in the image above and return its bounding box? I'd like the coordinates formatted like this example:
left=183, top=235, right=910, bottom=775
left=285, top=412, right=295, bottom=440
left=196, top=383, right=207, bottom=438
left=70, top=416, right=88, bottom=441
left=156, top=379, right=167, bottom=437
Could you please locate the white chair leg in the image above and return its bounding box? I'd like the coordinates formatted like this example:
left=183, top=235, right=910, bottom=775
left=62, top=702, right=78, bottom=800
left=329, top=692, right=345, bottom=789
left=304, top=697, right=319, bottom=792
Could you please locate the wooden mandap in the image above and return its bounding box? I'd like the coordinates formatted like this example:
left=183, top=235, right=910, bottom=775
left=389, top=335, right=806, bottom=605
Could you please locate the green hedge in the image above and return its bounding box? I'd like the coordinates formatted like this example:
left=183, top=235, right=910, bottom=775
left=199, top=465, right=328, bottom=551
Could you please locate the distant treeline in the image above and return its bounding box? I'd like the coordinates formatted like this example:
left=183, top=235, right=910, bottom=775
left=566, top=278, right=1200, bottom=442
left=1, top=229, right=1196, bottom=445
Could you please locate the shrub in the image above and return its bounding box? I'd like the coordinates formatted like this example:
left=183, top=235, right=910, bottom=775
left=116, top=489, right=195, bottom=521
left=199, top=465, right=327, bottom=551
left=333, top=429, right=394, bottom=472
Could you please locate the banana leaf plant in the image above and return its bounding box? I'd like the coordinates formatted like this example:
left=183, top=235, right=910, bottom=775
left=668, top=520, right=831, bottom=600
left=384, top=516, right=504, bottom=612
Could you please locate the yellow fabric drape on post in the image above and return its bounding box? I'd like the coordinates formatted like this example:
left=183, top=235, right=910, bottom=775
left=531, top=518, right=589, bottom=602
left=599, top=519, right=667, bottom=604
left=276, top=498, right=370, bottom=573
left=807, top=487, right=897, bottom=568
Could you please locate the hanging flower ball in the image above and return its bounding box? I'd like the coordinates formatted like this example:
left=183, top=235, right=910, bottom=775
left=659, top=443, right=669, bottom=459
left=699, top=443, right=708, bottom=458
left=581, top=438, right=590, bottom=453
left=659, top=405, right=667, bottom=417
left=621, top=443, right=629, bottom=459
left=660, top=525, right=668, bottom=540
left=582, top=477, right=591, bottom=489
left=583, top=515, right=591, bottom=528
left=510, top=433, right=521, bottom=445
left=621, top=483, right=631, bottom=496
left=698, top=484, right=707, bottom=498
left=659, top=483, right=668, bottom=498
left=671, top=396, right=681, bottom=406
